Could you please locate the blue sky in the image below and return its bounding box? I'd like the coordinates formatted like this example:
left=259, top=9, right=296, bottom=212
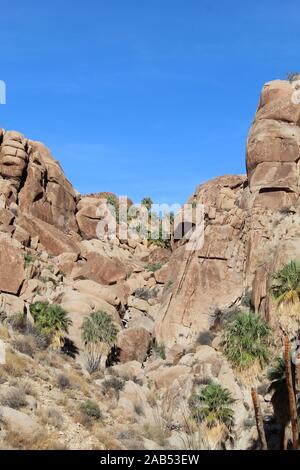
left=1, top=0, right=300, bottom=205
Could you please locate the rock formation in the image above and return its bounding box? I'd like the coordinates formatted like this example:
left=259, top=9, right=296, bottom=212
left=1, top=78, right=299, bottom=450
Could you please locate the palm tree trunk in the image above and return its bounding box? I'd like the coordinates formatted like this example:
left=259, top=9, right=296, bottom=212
left=251, top=388, right=268, bottom=450
left=295, top=348, right=300, bottom=402
left=284, top=336, right=299, bottom=450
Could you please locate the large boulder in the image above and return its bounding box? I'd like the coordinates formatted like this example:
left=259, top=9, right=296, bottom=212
left=0, top=235, right=24, bottom=294
left=17, top=214, right=79, bottom=256
left=117, top=327, right=151, bottom=363
left=0, top=406, right=40, bottom=435
left=75, top=252, right=127, bottom=285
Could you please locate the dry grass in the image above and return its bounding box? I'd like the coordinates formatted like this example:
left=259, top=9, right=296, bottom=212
left=0, top=324, right=9, bottom=339
left=68, top=372, right=91, bottom=397
left=3, top=350, right=31, bottom=377
left=1, top=387, right=27, bottom=409
left=3, top=428, right=67, bottom=450
left=93, top=428, right=124, bottom=450
left=12, top=336, right=36, bottom=358
left=143, top=409, right=169, bottom=447
left=0, top=367, right=8, bottom=384
left=39, top=407, right=64, bottom=429
left=235, top=360, right=262, bottom=385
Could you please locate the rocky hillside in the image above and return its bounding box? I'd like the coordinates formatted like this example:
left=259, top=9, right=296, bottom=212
left=0, top=78, right=300, bottom=450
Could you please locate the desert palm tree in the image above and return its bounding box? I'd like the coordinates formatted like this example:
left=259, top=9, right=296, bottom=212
left=141, top=197, right=153, bottom=212
left=30, top=301, right=72, bottom=347
left=284, top=337, right=299, bottom=450
left=189, top=383, right=235, bottom=430
left=221, top=312, right=271, bottom=369
left=81, top=311, right=118, bottom=370
left=270, top=260, right=300, bottom=308
left=267, top=348, right=299, bottom=450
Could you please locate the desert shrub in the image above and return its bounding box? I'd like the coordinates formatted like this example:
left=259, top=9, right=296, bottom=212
left=2, top=387, right=27, bottom=409
left=267, top=356, right=287, bottom=396
left=211, top=306, right=240, bottom=331
left=12, top=337, right=35, bottom=358
left=241, top=289, right=252, bottom=308
left=106, top=194, right=119, bottom=221
left=153, top=342, right=166, bottom=360
left=102, top=376, right=125, bottom=398
left=189, top=383, right=234, bottom=429
left=221, top=312, right=271, bottom=369
left=134, top=287, right=159, bottom=301
left=29, top=301, right=72, bottom=345
left=40, top=407, right=64, bottom=428
left=79, top=400, right=102, bottom=421
left=24, top=323, right=51, bottom=350
left=23, top=252, right=33, bottom=267
left=18, top=379, right=37, bottom=397
left=146, top=262, right=162, bottom=272
left=8, top=312, right=27, bottom=332
left=196, top=330, right=215, bottom=346
left=8, top=313, right=50, bottom=350
left=57, top=373, right=71, bottom=390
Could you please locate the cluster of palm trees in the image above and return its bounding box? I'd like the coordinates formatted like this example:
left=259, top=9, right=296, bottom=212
left=251, top=260, right=300, bottom=450
left=29, top=301, right=118, bottom=372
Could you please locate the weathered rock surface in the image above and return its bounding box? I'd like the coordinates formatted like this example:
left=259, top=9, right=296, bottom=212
left=0, top=235, right=24, bottom=294
left=117, top=327, right=151, bottom=363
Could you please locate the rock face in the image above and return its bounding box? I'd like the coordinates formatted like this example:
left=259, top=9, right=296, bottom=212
left=76, top=252, right=128, bottom=285
left=0, top=235, right=24, bottom=294
left=0, top=132, right=78, bottom=232
left=156, top=78, right=300, bottom=347
left=246, top=79, right=300, bottom=210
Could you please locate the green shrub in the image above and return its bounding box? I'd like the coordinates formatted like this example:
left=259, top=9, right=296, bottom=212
left=24, top=252, right=33, bottom=267
left=146, top=262, right=162, bottom=272
left=189, top=383, right=234, bottom=429
left=79, top=400, right=102, bottom=420
left=153, top=342, right=166, bottom=360
left=106, top=195, right=119, bottom=221
left=221, top=312, right=271, bottom=369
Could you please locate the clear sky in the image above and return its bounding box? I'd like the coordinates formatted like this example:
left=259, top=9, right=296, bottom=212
left=0, top=0, right=300, bottom=205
